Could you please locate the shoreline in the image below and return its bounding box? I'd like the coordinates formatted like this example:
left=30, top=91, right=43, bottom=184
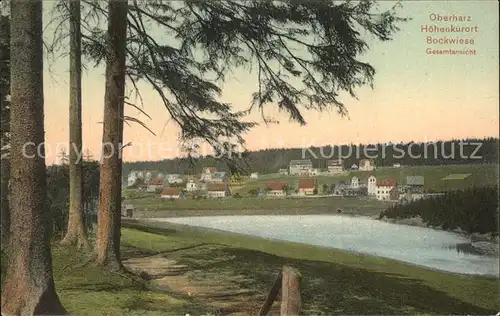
left=377, top=215, right=499, bottom=256
left=378, top=215, right=499, bottom=242
left=124, top=218, right=498, bottom=278
left=131, top=206, right=382, bottom=218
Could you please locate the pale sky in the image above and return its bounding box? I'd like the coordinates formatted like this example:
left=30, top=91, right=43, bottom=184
left=40, top=1, right=499, bottom=163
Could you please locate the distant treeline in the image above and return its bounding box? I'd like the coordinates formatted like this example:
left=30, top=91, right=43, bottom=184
left=123, top=137, right=499, bottom=177
left=379, top=186, right=499, bottom=234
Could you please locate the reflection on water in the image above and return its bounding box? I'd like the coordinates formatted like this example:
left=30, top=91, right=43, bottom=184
left=447, top=243, right=483, bottom=256
left=150, top=215, right=499, bottom=276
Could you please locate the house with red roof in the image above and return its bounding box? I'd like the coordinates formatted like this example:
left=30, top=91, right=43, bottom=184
left=160, top=187, right=182, bottom=199
left=267, top=182, right=287, bottom=197
left=147, top=178, right=164, bottom=192
left=200, top=167, right=217, bottom=182
left=206, top=182, right=230, bottom=198
left=298, top=178, right=317, bottom=195
left=376, top=179, right=397, bottom=201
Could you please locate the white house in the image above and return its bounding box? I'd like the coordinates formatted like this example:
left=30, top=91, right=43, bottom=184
left=350, top=164, right=359, bottom=171
left=333, top=181, right=348, bottom=196
left=267, top=182, right=287, bottom=197
left=250, top=172, right=259, bottom=179
left=367, top=175, right=377, bottom=195
left=144, top=171, right=153, bottom=184
left=376, top=179, right=397, bottom=201
left=165, top=174, right=182, bottom=184
left=279, top=168, right=288, bottom=175
left=350, top=176, right=359, bottom=189
left=393, top=163, right=401, bottom=168
left=127, top=172, right=138, bottom=187
left=127, top=170, right=145, bottom=187
left=126, top=172, right=134, bottom=187
left=289, top=160, right=313, bottom=175
left=359, top=159, right=375, bottom=171
left=200, top=167, right=217, bottom=182
left=185, top=179, right=199, bottom=192
left=206, top=183, right=229, bottom=198
left=327, top=159, right=344, bottom=174
left=160, top=187, right=182, bottom=199
left=399, top=193, right=425, bottom=203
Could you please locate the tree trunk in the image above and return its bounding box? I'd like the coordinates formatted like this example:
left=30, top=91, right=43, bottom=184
left=95, top=0, right=128, bottom=270
left=1, top=1, right=67, bottom=314
left=60, top=0, right=89, bottom=250
left=0, top=13, right=10, bottom=251
left=0, top=158, right=9, bottom=249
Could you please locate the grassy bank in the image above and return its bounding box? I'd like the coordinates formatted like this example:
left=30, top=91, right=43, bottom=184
left=2, top=222, right=493, bottom=315
left=128, top=195, right=390, bottom=214
left=132, top=207, right=383, bottom=219
left=62, top=221, right=499, bottom=315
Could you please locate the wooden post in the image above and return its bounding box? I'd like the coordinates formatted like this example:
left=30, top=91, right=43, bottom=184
left=280, top=265, right=301, bottom=316
left=258, top=271, right=283, bottom=316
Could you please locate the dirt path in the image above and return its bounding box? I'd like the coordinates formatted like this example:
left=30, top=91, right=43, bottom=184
left=123, top=254, right=279, bottom=315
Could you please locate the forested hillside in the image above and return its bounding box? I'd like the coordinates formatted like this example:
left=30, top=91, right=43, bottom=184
left=122, top=138, right=499, bottom=177
left=379, top=186, right=499, bottom=234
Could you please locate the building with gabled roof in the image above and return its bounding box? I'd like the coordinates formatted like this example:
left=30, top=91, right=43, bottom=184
left=327, top=159, right=344, bottom=174
left=206, top=182, right=230, bottom=198
left=289, top=159, right=313, bottom=175
left=298, top=178, right=317, bottom=195
left=376, top=179, right=397, bottom=201
left=405, top=175, right=425, bottom=193
left=200, top=167, right=217, bottom=182
left=160, top=187, right=182, bottom=199
left=359, top=159, right=376, bottom=171
left=267, top=182, right=287, bottom=197
left=146, top=178, right=164, bottom=192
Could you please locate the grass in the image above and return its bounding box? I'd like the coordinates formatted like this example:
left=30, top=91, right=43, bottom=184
left=120, top=221, right=499, bottom=315
left=52, top=243, right=209, bottom=315
left=128, top=196, right=390, bottom=215
left=3, top=223, right=497, bottom=315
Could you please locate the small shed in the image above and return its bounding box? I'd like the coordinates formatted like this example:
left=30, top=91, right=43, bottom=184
left=123, top=204, right=134, bottom=217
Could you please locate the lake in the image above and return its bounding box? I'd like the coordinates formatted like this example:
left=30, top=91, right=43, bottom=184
left=148, top=215, right=499, bottom=276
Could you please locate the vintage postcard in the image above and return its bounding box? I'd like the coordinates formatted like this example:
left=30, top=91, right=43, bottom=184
left=1, top=0, right=498, bottom=315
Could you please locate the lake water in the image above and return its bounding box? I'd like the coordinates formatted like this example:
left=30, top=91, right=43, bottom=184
left=149, top=215, right=499, bottom=276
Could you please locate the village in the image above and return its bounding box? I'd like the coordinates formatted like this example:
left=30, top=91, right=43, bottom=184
left=126, top=158, right=436, bottom=205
